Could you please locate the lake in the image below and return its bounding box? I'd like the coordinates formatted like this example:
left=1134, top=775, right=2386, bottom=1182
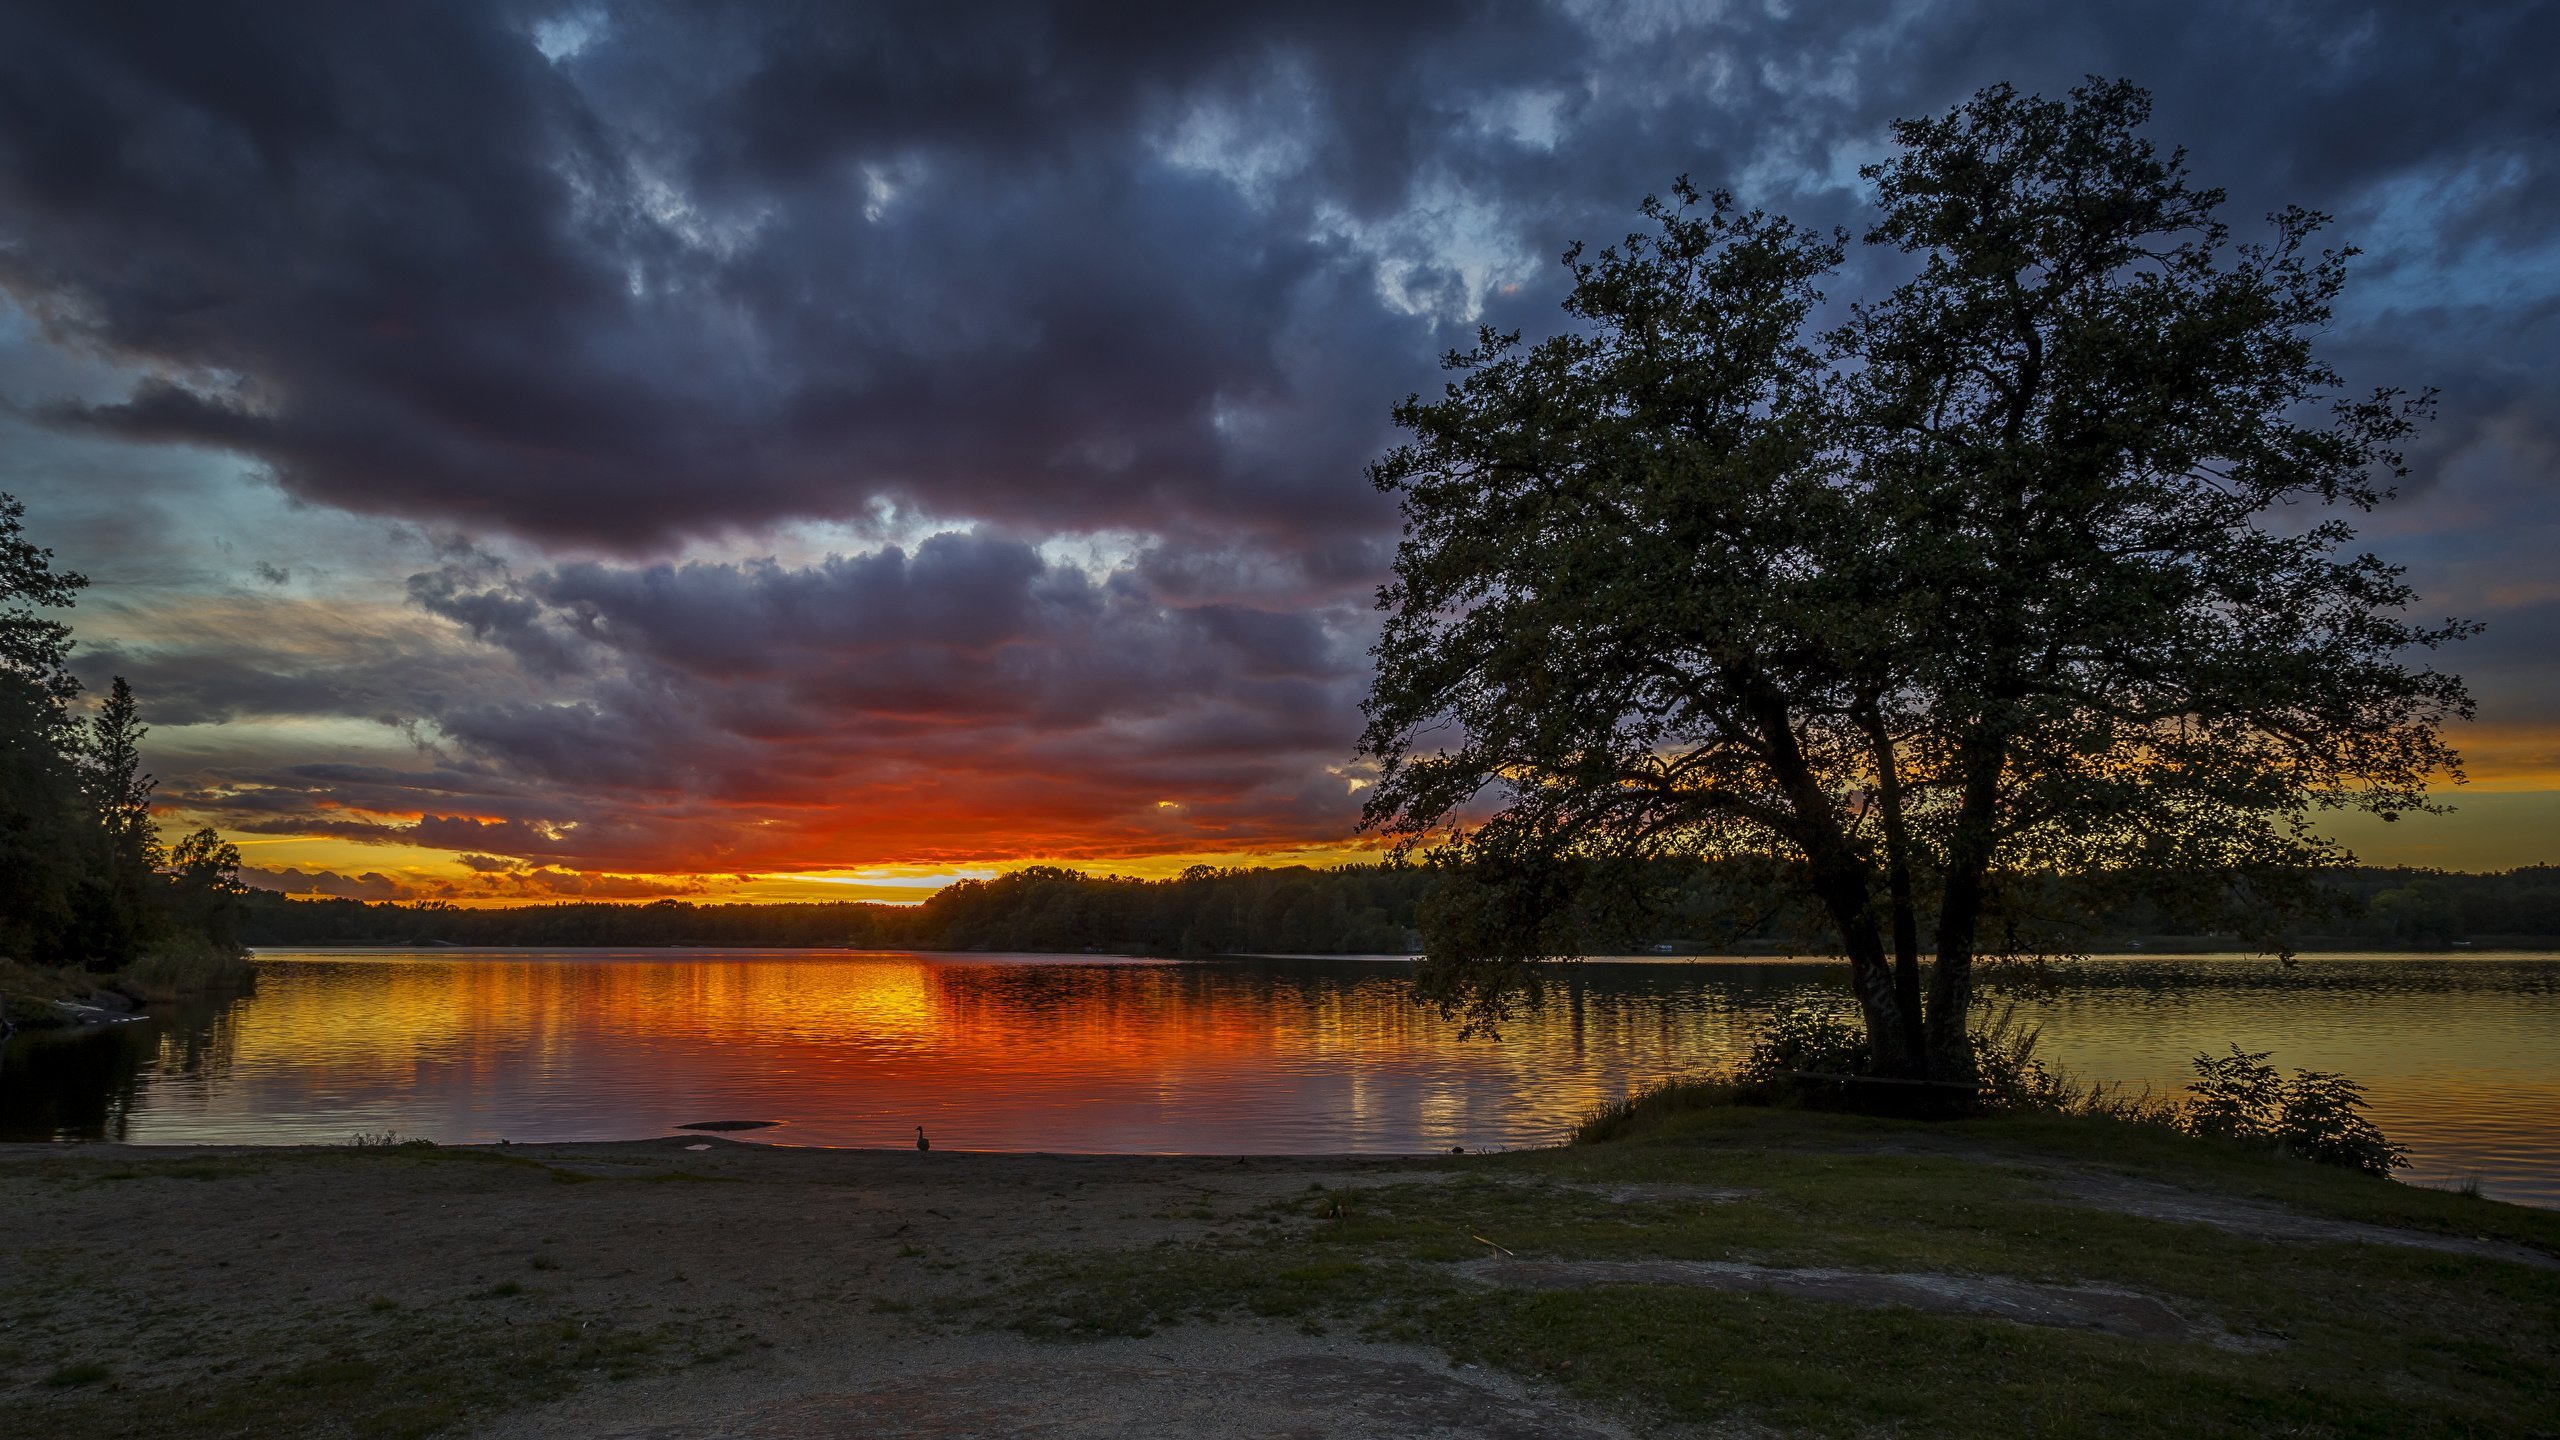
left=5, top=949, right=2556, bottom=1206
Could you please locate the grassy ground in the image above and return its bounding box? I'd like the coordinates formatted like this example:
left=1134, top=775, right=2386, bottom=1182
left=989, top=1105, right=2560, bottom=1438
left=2, top=1112, right=2553, bottom=1437
left=0, top=957, right=95, bottom=1027
left=1, top=946, right=249, bottom=1026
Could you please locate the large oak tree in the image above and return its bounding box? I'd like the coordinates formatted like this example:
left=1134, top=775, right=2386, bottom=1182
left=1357, top=80, right=2471, bottom=1079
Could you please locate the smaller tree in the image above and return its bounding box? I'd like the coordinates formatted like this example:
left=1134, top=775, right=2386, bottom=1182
left=165, top=826, right=250, bottom=953
left=0, top=669, right=87, bottom=961
left=86, top=676, right=164, bottom=874
left=0, top=491, right=91, bottom=963
left=65, top=676, right=166, bottom=968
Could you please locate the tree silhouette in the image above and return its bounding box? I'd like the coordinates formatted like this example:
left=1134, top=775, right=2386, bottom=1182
left=0, top=495, right=245, bottom=976
left=1358, top=80, right=2472, bottom=1078
left=0, top=491, right=87, bottom=705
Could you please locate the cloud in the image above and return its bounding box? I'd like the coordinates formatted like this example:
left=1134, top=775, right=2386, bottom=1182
left=0, top=2, right=1569, bottom=549
left=242, top=866, right=410, bottom=902
left=155, top=530, right=1376, bottom=873
left=11, top=4, right=2551, bottom=560
left=240, top=861, right=706, bottom=903
left=5, top=1, right=2555, bottom=882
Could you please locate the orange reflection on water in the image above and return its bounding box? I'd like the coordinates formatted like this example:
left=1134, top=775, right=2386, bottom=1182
left=127, top=951, right=1759, bottom=1155
left=21, top=950, right=2558, bottom=1208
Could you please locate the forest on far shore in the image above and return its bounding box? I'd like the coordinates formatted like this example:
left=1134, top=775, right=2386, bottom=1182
left=237, top=860, right=2560, bottom=957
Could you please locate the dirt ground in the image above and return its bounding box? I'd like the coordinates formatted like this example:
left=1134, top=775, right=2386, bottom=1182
left=0, top=1138, right=1641, bottom=1438
left=6, top=1128, right=2554, bottom=1438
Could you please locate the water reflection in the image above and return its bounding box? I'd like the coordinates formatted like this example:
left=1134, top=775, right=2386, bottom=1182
left=3, top=950, right=2554, bottom=1206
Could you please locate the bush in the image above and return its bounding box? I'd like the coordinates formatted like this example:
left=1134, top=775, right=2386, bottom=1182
left=2183, top=1044, right=2288, bottom=1142
left=1734, top=1002, right=1871, bottom=1090
left=116, top=938, right=253, bottom=1001
left=1730, top=999, right=2074, bottom=1114
left=1967, top=1001, right=2076, bottom=1113
left=1573, top=1024, right=2403, bottom=1173
left=2178, top=1044, right=2406, bottom=1175
left=2273, top=1069, right=2407, bottom=1174
left=2, top=957, right=80, bottom=1028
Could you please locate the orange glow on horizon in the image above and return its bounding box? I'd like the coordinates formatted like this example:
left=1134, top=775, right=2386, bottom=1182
left=227, top=835, right=1403, bottom=908
left=190, top=721, right=2560, bottom=907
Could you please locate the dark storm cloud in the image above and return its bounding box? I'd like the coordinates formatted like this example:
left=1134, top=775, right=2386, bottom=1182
left=7, top=0, right=2554, bottom=872
left=409, top=537, right=1361, bottom=723
left=4, top=1, right=2549, bottom=549
left=0, top=0, right=1572, bottom=548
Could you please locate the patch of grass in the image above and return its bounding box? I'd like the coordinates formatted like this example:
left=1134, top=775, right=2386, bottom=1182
left=14, top=1289, right=687, bottom=1440
left=1442, top=1285, right=2546, bottom=1439
left=975, top=1107, right=2560, bottom=1438
left=1, top=958, right=101, bottom=1027
left=113, top=941, right=253, bottom=1001
left=482, top=1281, right=525, bottom=1299
left=1572, top=1075, right=1748, bottom=1143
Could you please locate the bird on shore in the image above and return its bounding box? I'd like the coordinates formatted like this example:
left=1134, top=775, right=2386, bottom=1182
left=915, top=1126, right=930, bottom=1154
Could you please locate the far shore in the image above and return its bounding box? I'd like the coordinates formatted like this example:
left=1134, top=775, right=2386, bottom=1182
left=237, top=939, right=2560, bottom=955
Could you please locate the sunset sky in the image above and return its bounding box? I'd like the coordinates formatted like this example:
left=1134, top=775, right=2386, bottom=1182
left=1, top=2, right=2553, bottom=905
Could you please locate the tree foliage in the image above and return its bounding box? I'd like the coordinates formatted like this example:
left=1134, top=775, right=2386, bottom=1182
left=0, top=491, right=85, bottom=703
left=0, top=492, right=246, bottom=975
left=1358, top=80, right=2471, bottom=1076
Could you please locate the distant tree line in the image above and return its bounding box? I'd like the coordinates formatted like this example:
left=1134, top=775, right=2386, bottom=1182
left=1, top=495, right=248, bottom=978
left=236, top=859, right=2560, bottom=955
left=2290, top=868, right=2560, bottom=947
left=239, top=864, right=1435, bottom=955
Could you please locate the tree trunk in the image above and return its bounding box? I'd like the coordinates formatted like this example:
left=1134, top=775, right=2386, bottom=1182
left=1864, top=709, right=1929, bottom=1072
left=1926, top=864, right=1980, bottom=1079
left=1755, top=687, right=1914, bottom=1075
left=1925, top=739, right=2006, bottom=1079
left=1814, top=876, right=1909, bottom=1075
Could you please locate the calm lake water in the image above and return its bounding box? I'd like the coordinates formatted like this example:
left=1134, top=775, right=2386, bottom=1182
left=5, top=949, right=2556, bottom=1207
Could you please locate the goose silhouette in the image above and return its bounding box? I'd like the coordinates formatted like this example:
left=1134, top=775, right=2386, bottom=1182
left=915, top=1126, right=930, bottom=1154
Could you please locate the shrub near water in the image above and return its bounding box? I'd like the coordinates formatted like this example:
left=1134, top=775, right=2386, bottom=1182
left=1595, top=1008, right=2408, bottom=1177
left=114, top=938, right=254, bottom=1001
left=2184, top=1044, right=2408, bottom=1176
left=1731, top=999, right=2073, bottom=1111
left=1734, top=1003, right=1872, bottom=1089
